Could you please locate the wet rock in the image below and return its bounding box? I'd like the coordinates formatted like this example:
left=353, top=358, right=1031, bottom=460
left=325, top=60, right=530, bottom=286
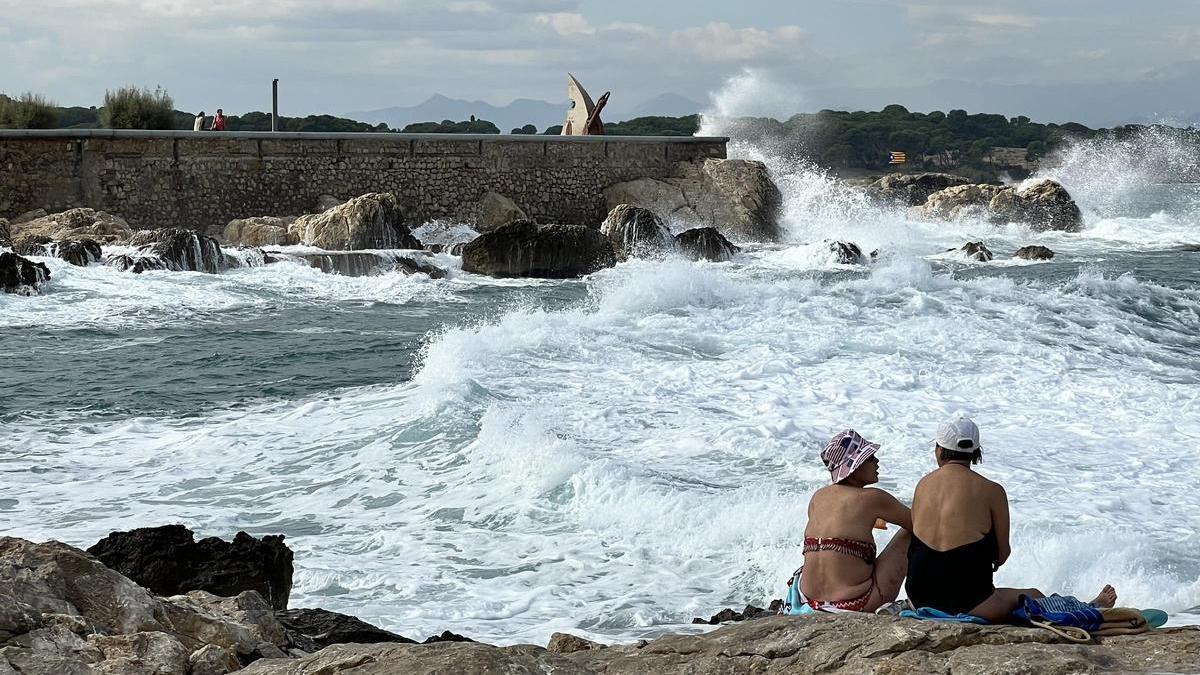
left=828, top=240, right=867, bottom=264
left=126, top=228, right=230, bottom=273
left=223, top=216, right=299, bottom=247
left=910, top=183, right=1007, bottom=222
left=10, top=208, right=133, bottom=246
left=675, top=227, right=740, bottom=262
left=17, top=238, right=103, bottom=266
left=461, top=221, right=616, bottom=278
left=601, top=204, right=673, bottom=261
left=88, top=525, right=294, bottom=611
left=288, top=193, right=421, bottom=251
left=0, top=251, right=51, bottom=295
left=423, top=242, right=467, bottom=256
left=951, top=241, right=994, bottom=262
left=105, top=254, right=168, bottom=274
left=477, top=192, right=529, bottom=232
left=691, top=604, right=775, bottom=625
left=989, top=180, right=1083, bottom=232
left=1015, top=245, right=1056, bottom=260
left=867, top=172, right=972, bottom=207
left=274, top=608, right=413, bottom=652
left=605, top=158, right=781, bottom=242
left=422, top=631, right=475, bottom=644
left=547, top=632, right=604, bottom=654
left=273, top=251, right=446, bottom=278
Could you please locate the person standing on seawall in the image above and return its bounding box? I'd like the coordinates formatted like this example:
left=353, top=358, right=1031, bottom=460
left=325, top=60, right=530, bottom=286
left=905, top=416, right=1117, bottom=621
left=210, top=109, right=227, bottom=131
left=193, top=111, right=206, bottom=131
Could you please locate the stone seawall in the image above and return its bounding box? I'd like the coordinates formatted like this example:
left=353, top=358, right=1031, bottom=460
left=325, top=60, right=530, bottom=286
left=0, top=130, right=727, bottom=235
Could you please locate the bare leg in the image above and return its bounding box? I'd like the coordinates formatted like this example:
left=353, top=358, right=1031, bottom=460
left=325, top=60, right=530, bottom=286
left=1090, top=585, right=1118, bottom=608
left=969, top=587, right=1044, bottom=623
left=864, top=529, right=912, bottom=612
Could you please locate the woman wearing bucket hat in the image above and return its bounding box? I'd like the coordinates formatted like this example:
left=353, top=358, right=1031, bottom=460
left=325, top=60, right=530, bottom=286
left=791, top=430, right=913, bottom=613
left=906, top=416, right=1117, bottom=621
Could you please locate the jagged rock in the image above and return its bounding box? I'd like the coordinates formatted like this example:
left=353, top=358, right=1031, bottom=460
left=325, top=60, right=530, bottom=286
left=11, top=208, right=48, bottom=225
left=272, top=251, right=447, bottom=278
left=547, top=633, right=604, bottom=654
left=477, top=192, right=529, bottom=232
left=17, top=238, right=103, bottom=266
left=675, top=227, right=740, bottom=262
left=0, top=217, right=10, bottom=247
left=105, top=255, right=168, bottom=274
left=288, top=193, right=420, bottom=251
left=274, top=609, right=412, bottom=652
left=828, top=240, right=867, bottom=264
left=867, top=172, right=972, bottom=206
left=1015, top=245, right=1056, bottom=260
left=10, top=208, right=132, bottom=246
left=691, top=604, right=776, bottom=625
left=88, top=525, right=294, bottom=611
left=315, top=195, right=343, bottom=213
left=600, top=204, right=673, bottom=261
left=422, top=631, right=475, bottom=644
left=87, top=631, right=191, bottom=675
left=951, top=241, right=994, bottom=262
left=461, top=221, right=616, bottom=278
left=241, top=613, right=1200, bottom=675
left=0, top=251, right=51, bottom=295
left=989, top=180, right=1083, bottom=232
left=223, top=217, right=299, bottom=247
left=188, top=644, right=241, bottom=675
left=910, top=183, right=1008, bottom=221
left=125, top=229, right=230, bottom=273
left=605, top=158, right=781, bottom=242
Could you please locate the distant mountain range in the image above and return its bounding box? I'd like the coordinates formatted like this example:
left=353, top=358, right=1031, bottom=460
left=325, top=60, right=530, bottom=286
left=346, top=92, right=704, bottom=133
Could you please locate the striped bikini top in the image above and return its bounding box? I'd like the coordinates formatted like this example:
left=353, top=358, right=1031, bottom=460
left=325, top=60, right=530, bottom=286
left=803, top=536, right=877, bottom=565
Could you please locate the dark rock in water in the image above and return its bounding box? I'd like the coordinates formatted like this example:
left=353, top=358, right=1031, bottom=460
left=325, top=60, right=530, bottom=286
left=127, top=228, right=230, bottom=273
left=675, top=227, right=740, bottom=262
left=424, top=242, right=468, bottom=256
left=18, top=237, right=103, bottom=266
left=692, top=603, right=778, bottom=625
left=0, top=251, right=51, bottom=295
left=274, top=608, right=414, bottom=652
left=106, top=254, right=169, bottom=274
left=1014, top=245, right=1055, bottom=260
left=423, top=630, right=475, bottom=644
left=275, top=251, right=447, bottom=278
left=461, top=221, right=616, bottom=278
left=87, top=524, right=294, bottom=610
left=289, top=193, right=421, bottom=250
left=988, top=180, right=1082, bottom=232
left=828, top=240, right=867, bottom=264
left=867, top=172, right=971, bottom=207
left=950, top=241, right=994, bottom=262
left=600, top=204, right=673, bottom=260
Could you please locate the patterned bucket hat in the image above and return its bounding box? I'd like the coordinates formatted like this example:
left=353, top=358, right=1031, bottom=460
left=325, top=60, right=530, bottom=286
left=821, top=430, right=881, bottom=484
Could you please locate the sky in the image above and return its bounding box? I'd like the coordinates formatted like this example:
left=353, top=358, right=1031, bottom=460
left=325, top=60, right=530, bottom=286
left=2, top=0, right=1198, bottom=126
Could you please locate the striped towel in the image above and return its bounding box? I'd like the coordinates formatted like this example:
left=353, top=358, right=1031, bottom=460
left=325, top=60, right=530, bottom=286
left=1011, top=594, right=1103, bottom=631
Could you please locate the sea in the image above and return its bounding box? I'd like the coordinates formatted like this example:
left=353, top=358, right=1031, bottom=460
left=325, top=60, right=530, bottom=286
left=2, top=122, right=1198, bottom=645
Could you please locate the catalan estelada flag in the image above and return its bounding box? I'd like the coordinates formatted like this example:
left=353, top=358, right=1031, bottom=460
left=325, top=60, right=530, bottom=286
left=889, top=151, right=907, bottom=165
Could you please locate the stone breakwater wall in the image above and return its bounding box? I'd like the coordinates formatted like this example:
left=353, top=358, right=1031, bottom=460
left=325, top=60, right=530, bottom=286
left=0, top=130, right=727, bottom=235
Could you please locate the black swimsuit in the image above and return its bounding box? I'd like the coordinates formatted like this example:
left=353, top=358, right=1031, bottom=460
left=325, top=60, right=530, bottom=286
left=905, top=529, right=999, bottom=615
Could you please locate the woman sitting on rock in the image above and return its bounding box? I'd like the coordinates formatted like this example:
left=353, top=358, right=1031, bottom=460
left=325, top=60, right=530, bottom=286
left=796, top=430, right=913, bottom=612
left=906, top=416, right=1117, bottom=621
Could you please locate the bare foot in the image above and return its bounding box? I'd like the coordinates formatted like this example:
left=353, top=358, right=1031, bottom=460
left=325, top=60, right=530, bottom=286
left=1090, top=584, right=1117, bottom=609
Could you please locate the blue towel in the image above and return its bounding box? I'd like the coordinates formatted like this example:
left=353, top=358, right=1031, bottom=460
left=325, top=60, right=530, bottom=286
left=1011, top=594, right=1102, bottom=631
left=900, top=607, right=990, bottom=624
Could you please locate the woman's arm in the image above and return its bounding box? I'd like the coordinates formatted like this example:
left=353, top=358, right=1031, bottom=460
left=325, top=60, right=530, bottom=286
left=992, top=484, right=1011, bottom=567
left=870, top=488, right=913, bottom=531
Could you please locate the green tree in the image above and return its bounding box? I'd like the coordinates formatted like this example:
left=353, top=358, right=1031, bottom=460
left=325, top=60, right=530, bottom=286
left=510, top=124, right=538, bottom=134
left=0, top=92, right=59, bottom=129
left=101, top=86, right=175, bottom=130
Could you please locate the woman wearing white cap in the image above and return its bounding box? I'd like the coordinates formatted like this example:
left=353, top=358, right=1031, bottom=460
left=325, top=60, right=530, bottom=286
left=906, top=417, right=1117, bottom=621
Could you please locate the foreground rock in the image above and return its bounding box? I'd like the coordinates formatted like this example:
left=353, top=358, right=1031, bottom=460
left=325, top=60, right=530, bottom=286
left=461, top=221, right=616, bottom=278
left=274, top=609, right=413, bottom=652
left=9, top=207, right=133, bottom=247
left=0, top=537, right=293, bottom=673
left=270, top=250, right=447, bottom=278
left=123, top=228, right=232, bottom=273
left=867, top=172, right=972, bottom=207
left=16, top=237, right=103, bottom=266
left=224, top=217, right=299, bottom=247
left=1015, top=245, right=1056, bottom=260
left=828, top=240, right=868, bottom=265
left=912, top=179, right=1083, bottom=232
left=0, top=251, right=51, bottom=295
left=88, top=525, right=295, bottom=611
left=600, top=204, right=673, bottom=260
left=288, top=193, right=421, bottom=250
left=952, top=241, right=994, bottom=262
left=605, top=158, right=782, bottom=242
left=243, top=613, right=1200, bottom=675
left=675, top=227, right=740, bottom=262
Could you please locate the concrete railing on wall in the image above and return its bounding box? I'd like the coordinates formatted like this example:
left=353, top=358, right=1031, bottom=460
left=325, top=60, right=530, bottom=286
left=0, top=130, right=728, bottom=234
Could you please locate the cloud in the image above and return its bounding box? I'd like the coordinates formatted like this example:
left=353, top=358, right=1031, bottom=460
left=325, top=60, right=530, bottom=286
left=535, top=12, right=594, bottom=36
left=968, top=13, right=1037, bottom=28
left=668, top=23, right=806, bottom=62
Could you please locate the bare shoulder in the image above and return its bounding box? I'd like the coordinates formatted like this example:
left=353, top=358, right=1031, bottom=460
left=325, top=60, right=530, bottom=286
left=862, top=487, right=901, bottom=504
left=979, top=474, right=1007, bottom=499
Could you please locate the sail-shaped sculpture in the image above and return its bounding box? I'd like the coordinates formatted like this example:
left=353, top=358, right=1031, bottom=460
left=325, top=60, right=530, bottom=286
left=562, top=74, right=609, bottom=136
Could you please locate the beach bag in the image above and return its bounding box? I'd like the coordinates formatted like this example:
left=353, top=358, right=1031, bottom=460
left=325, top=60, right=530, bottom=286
left=1011, top=594, right=1102, bottom=642
left=780, top=568, right=811, bottom=615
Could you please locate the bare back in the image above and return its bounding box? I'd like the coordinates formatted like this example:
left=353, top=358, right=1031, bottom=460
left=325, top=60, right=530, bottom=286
left=911, top=464, right=1008, bottom=560
left=801, top=485, right=910, bottom=600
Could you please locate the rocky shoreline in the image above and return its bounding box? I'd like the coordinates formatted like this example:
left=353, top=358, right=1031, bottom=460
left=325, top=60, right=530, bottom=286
left=2, top=528, right=1197, bottom=674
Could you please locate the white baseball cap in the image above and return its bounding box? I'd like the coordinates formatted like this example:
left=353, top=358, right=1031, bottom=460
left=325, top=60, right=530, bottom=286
left=935, top=417, right=981, bottom=452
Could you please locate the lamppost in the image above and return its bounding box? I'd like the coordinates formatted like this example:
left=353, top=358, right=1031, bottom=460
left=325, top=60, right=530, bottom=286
left=271, top=79, right=279, bottom=132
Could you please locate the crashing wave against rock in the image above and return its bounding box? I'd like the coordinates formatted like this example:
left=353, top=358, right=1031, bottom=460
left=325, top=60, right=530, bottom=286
left=0, top=251, right=51, bottom=295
